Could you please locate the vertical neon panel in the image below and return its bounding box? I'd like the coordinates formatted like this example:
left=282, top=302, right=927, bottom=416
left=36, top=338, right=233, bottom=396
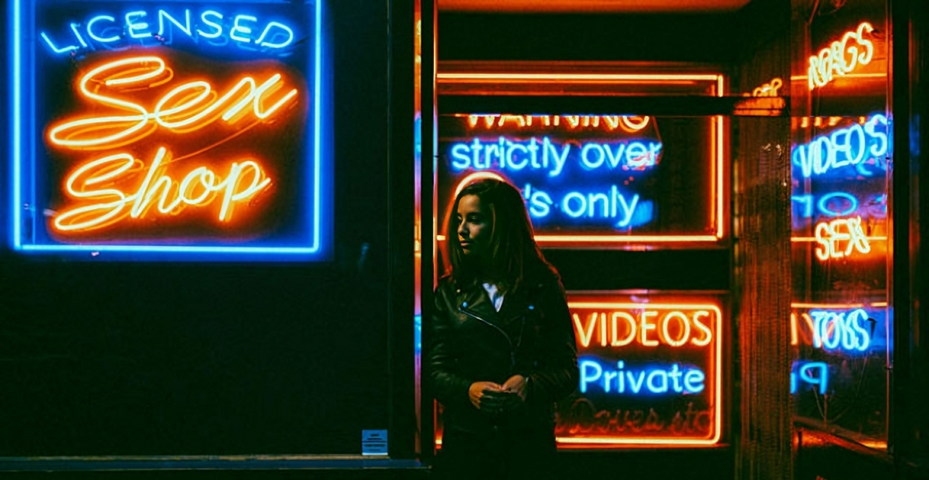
left=789, top=11, right=891, bottom=446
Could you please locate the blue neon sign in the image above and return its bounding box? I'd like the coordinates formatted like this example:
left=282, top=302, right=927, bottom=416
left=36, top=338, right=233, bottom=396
left=579, top=358, right=706, bottom=396
left=38, top=7, right=299, bottom=58
left=9, top=0, right=329, bottom=260
left=810, top=309, right=872, bottom=352
left=791, top=114, right=889, bottom=178
left=791, top=361, right=829, bottom=395
left=447, top=133, right=660, bottom=230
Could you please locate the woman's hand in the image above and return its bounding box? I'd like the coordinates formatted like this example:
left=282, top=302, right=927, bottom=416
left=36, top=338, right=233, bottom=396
left=468, top=381, right=505, bottom=411
left=502, top=375, right=529, bottom=402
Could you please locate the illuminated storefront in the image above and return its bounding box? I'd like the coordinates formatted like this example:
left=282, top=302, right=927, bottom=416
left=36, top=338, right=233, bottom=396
left=432, top=67, right=731, bottom=450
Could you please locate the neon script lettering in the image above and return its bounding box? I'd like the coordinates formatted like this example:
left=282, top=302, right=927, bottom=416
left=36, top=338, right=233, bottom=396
left=792, top=192, right=857, bottom=218
left=41, top=9, right=295, bottom=54
left=752, top=77, right=783, bottom=97
left=792, top=114, right=888, bottom=178
left=54, top=147, right=270, bottom=232
left=814, top=216, right=872, bottom=261
left=572, top=309, right=714, bottom=349
left=48, top=56, right=298, bottom=232
left=792, top=309, right=875, bottom=352
left=48, top=56, right=299, bottom=150
left=808, top=22, right=875, bottom=90
left=557, top=400, right=712, bottom=438
left=579, top=359, right=706, bottom=395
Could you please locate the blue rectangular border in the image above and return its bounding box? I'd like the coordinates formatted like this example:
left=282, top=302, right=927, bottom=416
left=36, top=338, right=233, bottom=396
left=9, top=0, right=328, bottom=260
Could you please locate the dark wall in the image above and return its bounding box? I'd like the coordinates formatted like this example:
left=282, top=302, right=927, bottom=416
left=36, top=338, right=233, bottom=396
left=0, top=0, right=395, bottom=456
left=438, top=11, right=741, bottom=63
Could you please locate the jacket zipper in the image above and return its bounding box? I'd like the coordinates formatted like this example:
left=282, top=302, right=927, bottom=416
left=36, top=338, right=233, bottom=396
left=460, top=307, right=519, bottom=368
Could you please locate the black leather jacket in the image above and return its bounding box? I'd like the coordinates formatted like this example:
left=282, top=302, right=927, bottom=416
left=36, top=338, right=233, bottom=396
left=428, top=265, right=579, bottom=434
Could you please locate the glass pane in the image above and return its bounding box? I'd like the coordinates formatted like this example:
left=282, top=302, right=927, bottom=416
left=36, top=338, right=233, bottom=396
left=437, top=113, right=726, bottom=247
left=789, top=1, right=891, bottom=448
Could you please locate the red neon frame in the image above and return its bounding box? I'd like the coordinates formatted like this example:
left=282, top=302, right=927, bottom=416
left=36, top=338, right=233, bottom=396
left=436, top=72, right=727, bottom=246
left=558, top=297, right=724, bottom=447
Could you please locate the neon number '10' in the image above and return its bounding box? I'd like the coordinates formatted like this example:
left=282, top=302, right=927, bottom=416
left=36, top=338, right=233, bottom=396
left=466, top=114, right=651, bottom=133
left=792, top=192, right=858, bottom=218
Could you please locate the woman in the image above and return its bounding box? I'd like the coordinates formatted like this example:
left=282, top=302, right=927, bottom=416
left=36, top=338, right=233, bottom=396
left=429, top=179, right=579, bottom=480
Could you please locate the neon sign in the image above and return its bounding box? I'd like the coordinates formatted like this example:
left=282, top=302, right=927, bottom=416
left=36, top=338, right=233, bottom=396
left=465, top=114, right=651, bottom=132
left=791, top=361, right=829, bottom=394
left=579, top=360, right=706, bottom=395
left=813, top=216, right=872, bottom=261
left=10, top=0, right=327, bottom=258
left=47, top=55, right=298, bottom=150
left=439, top=108, right=726, bottom=246
left=791, top=192, right=887, bottom=221
left=557, top=296, right=722, bottom=446
left=789, top=302, right=890, bottom=437
left=40, top=8, right=296, bottom=55
left=449, top=137, right=662, bottom=175
left=808, top=22, right=875, bottom=91
left=748, top=77, right=783, bottom=97
left=792, top=114, right=888, bottom=178
left=54, top=147, right=271, bottom=232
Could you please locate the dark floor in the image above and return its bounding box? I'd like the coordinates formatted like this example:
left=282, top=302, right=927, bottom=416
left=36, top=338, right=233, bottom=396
left=0, top=449, right=736, bottom=479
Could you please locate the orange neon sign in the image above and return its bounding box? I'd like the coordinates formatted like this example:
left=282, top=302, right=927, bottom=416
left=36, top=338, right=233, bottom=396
left=54, top=146, right=270, bottom=232
left=749, top=77, right=783, bottom=97
left=573, top=309, right=714, bottom=349
left=813, top=216, right=872, bottom=261
left=557, top=298, right=723, bottom=446
left=464, top=114, right=651, bottom=133
left=48, top=55, right=298, bottom=150
left=47, top=55, right=299, bottom=233
left=808, top=22, right=875, bottom=91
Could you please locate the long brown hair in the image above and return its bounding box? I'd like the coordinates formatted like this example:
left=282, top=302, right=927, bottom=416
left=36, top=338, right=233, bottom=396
left=444, top=179, right=554, bottom=293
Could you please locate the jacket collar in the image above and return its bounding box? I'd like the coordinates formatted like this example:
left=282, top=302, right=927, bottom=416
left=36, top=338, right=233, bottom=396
left=455, top=280, right=532, bottom=329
